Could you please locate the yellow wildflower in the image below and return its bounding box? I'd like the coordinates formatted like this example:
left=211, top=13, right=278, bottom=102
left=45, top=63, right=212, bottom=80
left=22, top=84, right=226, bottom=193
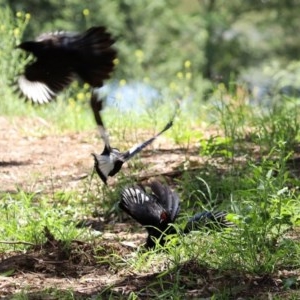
left=169, top=82, right=177, bottom=91
left=184, top=60, right=191, bottom=69
left=83, top=9, right=90, bottom=16
left=119, top=79, right=126, bottom=86
left=176, top=72, right=183, bottom=79
left=135, top=49, right=144, bottom=59
left=13, top=28, right=20, bottom=38
left=77, top=92, right=85, bottom=101
left=185, top=72, right=192, bottom=80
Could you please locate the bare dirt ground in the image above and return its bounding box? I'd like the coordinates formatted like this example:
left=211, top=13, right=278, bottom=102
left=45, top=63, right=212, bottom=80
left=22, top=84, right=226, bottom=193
left=1, top=116, right=299, bottom=299
left=0, top=116, right=207, bottom=194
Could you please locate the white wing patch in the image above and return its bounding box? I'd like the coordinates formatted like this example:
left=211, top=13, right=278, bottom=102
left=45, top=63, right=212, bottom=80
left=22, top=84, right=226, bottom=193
left=98, top=125, right=110, bottom=148
left=36, top=31, right=66, bottom=41
left=36, top=31, right=77, bottom=46
left=127, top=144, right=140, bottom=157
left=18, top=76, right=56, bottom=104
left=122, top=187, right=151, bottom=205
left=95, top=154, right=115, bottom=177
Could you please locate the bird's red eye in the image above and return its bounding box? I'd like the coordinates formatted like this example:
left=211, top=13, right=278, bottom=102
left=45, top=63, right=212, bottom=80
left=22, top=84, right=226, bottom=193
left=160, top=211, right=168, bottom=222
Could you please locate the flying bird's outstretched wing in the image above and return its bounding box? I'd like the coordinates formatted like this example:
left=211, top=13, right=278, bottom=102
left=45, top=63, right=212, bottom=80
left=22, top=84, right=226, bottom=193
left=18, top=60, right=74, bottom=104
left=122, top=120, right=173, bottom=161
left=17, top=26, right=116, bottom=103
left=92, top=120, right=173, bottom=184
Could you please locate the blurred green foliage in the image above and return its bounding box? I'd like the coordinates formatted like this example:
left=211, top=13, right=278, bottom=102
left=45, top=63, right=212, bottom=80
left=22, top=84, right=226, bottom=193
left=3, top=0, right=300, bottom=88
left=1, top=0, right=300, bottom=124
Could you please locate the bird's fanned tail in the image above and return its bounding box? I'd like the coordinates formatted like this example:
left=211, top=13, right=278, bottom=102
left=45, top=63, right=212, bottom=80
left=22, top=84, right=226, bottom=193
left=73, top=27, right=117, bottom=86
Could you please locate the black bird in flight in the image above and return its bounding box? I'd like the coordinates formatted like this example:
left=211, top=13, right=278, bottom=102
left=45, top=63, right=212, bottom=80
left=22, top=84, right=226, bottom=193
left=119, top=181, right=232, bottom=248
left=16, top=26, right=116, bottom=106
left=92, top=120, right=173, bottom=185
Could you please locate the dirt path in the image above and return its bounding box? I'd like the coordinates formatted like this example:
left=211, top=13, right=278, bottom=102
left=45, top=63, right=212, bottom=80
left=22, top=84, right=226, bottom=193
left=1, top=117, right=95, bottom=193
left=0, top=116, right=203, bottom=193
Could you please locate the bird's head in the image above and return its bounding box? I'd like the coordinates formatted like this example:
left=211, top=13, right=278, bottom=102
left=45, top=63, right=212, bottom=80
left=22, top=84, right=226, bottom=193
left=16, top=41, right=35, bottom=51
left=160, top=211, right=169, bottom=224
left=16, top=41, right=44, bottom=56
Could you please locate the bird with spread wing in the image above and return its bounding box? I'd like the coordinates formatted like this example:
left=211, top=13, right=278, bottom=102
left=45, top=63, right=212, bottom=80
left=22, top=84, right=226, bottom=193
left=16, top=26, right=116, bottom=127
left=92, top=120, right=173, bottom=184
left=119, top=181, right=233, bottom=248
left=17, top=26, right=116, bottom=103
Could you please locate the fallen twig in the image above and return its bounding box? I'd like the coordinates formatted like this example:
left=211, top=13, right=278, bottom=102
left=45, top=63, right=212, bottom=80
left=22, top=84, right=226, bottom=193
left=0, top=240, right=35, bottom=246
left=137, top=167, right=202, bottom=181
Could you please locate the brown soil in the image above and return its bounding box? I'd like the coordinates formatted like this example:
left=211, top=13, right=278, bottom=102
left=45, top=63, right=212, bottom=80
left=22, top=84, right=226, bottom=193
left=0, top=116, right=205, bottom=193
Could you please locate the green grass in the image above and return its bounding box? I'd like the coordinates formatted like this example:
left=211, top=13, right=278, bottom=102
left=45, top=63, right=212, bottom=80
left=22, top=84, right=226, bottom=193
left=1, top=6, right=300, bottom=300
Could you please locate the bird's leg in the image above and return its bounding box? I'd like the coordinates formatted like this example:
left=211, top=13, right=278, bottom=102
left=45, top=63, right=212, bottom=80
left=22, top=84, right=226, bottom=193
left=90, top=91, right=111, bottom=149
left=90, top=91, right=104, bottom=127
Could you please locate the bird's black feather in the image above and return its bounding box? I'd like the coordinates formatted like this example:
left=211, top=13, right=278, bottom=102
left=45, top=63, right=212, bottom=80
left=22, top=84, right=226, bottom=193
left=119, top=181, right=233, bottom=248
left=17, top=26, right=116, bottom=103
left=120, top=182, right=180, bottom=248
left=183, top=211, right=233, bottom=233
left=92, top=120, right=173, bottom=184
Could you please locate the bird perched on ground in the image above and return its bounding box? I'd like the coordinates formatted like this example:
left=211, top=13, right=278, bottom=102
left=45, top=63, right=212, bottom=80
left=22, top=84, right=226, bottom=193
left=120, top=181, right=180, bottom=248
left=16, top=26, right=116, bottom=104
left=92, top=120, right=173, bottom=185
left=119, top=181, right=232, bottom=248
